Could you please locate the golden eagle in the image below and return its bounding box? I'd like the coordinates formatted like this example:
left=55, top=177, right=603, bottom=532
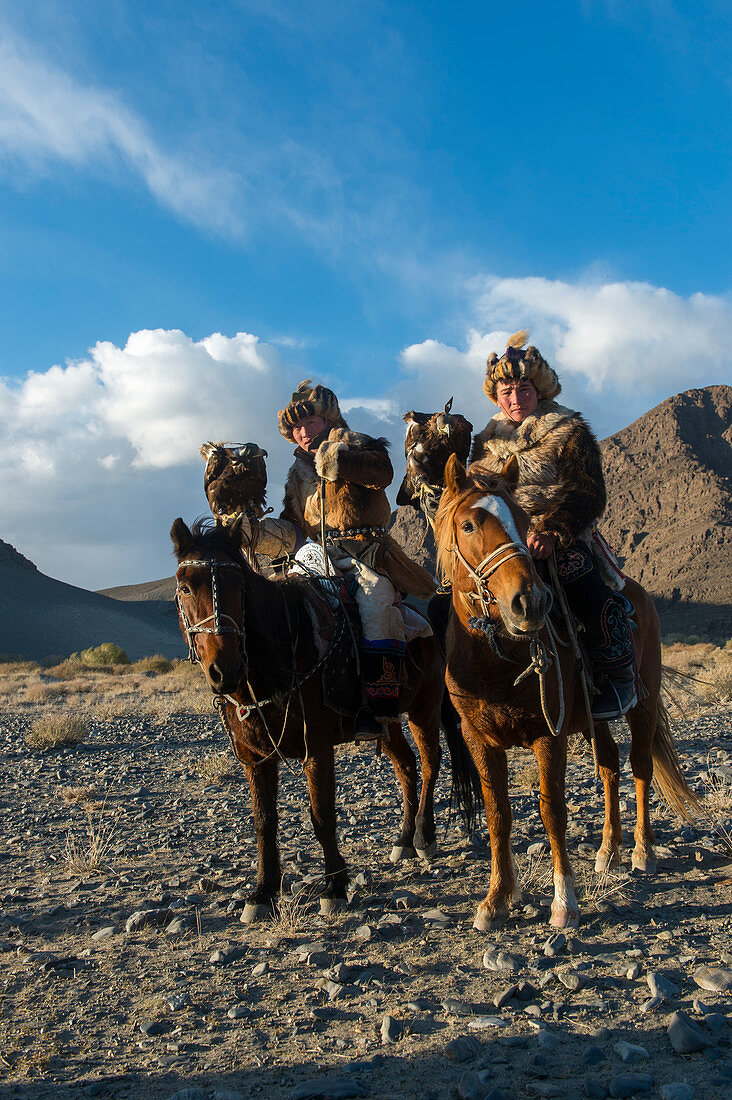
left=396, top=399, right=473, bottom=520
left=200, top=441, right=269, bottom=524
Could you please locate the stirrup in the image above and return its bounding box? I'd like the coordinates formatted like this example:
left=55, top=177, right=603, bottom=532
left=591, top=676, right=637, bottom=721
left=353, top=707, right=389, bottom=743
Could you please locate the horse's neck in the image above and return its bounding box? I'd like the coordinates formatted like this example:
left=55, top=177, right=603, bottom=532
left=243, top=564, right=313, bottom=692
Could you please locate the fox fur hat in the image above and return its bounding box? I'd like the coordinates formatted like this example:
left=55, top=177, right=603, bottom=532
left=278, top=379, right=348, bottom=441
left=483, top=330, right=561, bottom=403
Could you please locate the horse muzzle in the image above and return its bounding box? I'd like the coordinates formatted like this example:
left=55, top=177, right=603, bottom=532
left=501, top=582, right=551, bottom=635
left=206, top=656, right=246, bottom=696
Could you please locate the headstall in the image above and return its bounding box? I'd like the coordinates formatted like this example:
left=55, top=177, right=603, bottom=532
left=175, top=558, right=246, bottom=665
left=452, top=539, right=533, bottom=615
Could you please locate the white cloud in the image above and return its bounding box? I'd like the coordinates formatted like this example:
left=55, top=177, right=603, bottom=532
left=0, top=32, right=242, bottom=235
left=2, top=273, right=731, bottom=588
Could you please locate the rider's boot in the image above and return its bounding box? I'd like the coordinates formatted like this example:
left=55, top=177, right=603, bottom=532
left=354, top=643, right=405, bottom=742
left=555, top=542, right=637, bottom=721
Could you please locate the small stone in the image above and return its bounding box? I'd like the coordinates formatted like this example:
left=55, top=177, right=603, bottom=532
left=227, top=1003, right=251, bottom=1020
left=557, top=969, right=583, bottom=992
left=667, top=1010, right=712, bottom=1054
left=660, top=1086, right=695, bottom=1100
left=582, top=1046, right=605, bottom=1066
left=91, top=925, right=116, bottom=941
left=442, top=998, right=476, bottom=1016
left=165, top=917, right=190, bottom=935
left=626, top=963, right=641, bottom=979
left=693, top=966, right=732, bottom=994
left=467, top=1016, right=507, bottom=1030
left=544, top=933, right=566, bottom=957
left=516, top=980, right=537, bottom=1002
left=444, top=1035, right=481, bottom=1061
left=139, top=1019, right=166, bottom=1036
left=483, top=949, right=520, bottom=972
left=392, top=889, right=418, bottom=909
left=532, top=1087, right=563, bottom=1098
left=647, top=970, right=679, bottom=1000
left=640, top=995, right=664, bottom=1014
left=537, top=1030, right=559, bottom=1051
left=290, top=1079, right=368, bottom=1100
left=609, top=1073, right=653, bottom=1097
left=528, top=841, right=548, bottom=857
left=585, top=1083, right=609, bottom=1099
left=354, top=924, right=372, bottom=942
left=493, top=984, right=518, bottom=1008
left=125, top=907, right=174, bottom=934
left=458, top=1070, right=481, bottom=1100
left=423, top=907, right=451, bottom=924
left=380, top=1014, right=402, bottom=1044
left=703, top=1013, right=727, bottom=1034
left=251, top=961, right=269, bottom=976
left=167, top=994, right=187, bottom=1012
left=614, top=1041, right=649, bottom=1063
left=591, top=1027, right=612, bottom=1042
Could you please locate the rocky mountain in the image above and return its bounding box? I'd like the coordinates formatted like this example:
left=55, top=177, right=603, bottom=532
left=389, top=385, right=732, bottom=640
left=0, top=539, right=185, bottom=662
left=599, top=385, right=732, bottom=639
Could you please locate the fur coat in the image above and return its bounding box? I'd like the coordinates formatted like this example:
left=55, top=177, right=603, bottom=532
left=257, top=427, right=437, bottom=598
left=470, top=401, right=606, bottom=547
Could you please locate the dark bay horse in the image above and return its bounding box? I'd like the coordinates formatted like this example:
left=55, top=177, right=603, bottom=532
left=171, top=517, right=478, bottom=921
left=435, top=455, right=698, bottom=930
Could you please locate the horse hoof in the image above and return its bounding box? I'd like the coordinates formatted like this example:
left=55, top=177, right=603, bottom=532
left=390, top=845, right=417, bottom=863
left=473, top=908, right=507, bottom=931
left=240, top=902, right=271, bottom=924
left=416, top=841, right=438, bottom=861
left=595, top=848, right=621, bottom=873
left=631, top=851, right=657, bottom=874
left=549, top=907, right=580, bottom=930
left=320, top=896, right=347, bottom=916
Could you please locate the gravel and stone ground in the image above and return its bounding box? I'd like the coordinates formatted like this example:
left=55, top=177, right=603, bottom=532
left=1, top=693, right=731, bottom=1100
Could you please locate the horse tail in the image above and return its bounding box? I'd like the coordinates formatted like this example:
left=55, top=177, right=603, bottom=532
left=440, top=692, right=483, bottom=833
left=652, top=694, right=700, bottom=822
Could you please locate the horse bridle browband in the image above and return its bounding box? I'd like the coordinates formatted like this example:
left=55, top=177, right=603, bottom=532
left=175, top=558, right=247, bottom=664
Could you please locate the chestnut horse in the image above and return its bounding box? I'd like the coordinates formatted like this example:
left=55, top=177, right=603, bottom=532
left=171, top=518, right=479, bottom=921
left=435, top=455, right=697, bottom=930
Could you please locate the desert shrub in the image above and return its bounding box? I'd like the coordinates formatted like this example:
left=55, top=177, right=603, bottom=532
left=79, top=643, right=130, bottom=666
left=192, top=750, right=237, bottom=784
left=26, top=715, right=87, bottom=750
left=132, top=655, right=174, bottom=674
left=23, top=683, right=61, bottom=703
left=48, top=658, right=87, bottom=680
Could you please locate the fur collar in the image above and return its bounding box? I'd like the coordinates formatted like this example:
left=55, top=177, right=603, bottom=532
left=479, top=401, right=578, bottom=460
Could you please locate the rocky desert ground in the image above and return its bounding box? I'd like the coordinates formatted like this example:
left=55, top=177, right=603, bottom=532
left=1, top=644, right=731, bottom=1100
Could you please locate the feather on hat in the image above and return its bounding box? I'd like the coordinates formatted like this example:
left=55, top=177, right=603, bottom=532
left=483, top=330, right=561, bottom=403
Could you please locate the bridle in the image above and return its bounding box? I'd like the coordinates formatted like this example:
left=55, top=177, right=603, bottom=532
left=452, top=537, right=534, bottom=617
left=175, top=558, right=247, bottom=666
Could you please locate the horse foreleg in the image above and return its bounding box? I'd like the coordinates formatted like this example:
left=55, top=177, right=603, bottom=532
left=464, top=732, right=516, bottom=930
left=382, top=722, right=419, bottom=862
left=303, top=748, right=349, bottom=912
left=627, top=699, right=657, bottom=873
left=407, top=700, right=442, bottom=860
left=592, top=720, right=623, bottom=872
left=241, top=758, right=280, bottom=922
left=534, top=736, right=579, bottom=929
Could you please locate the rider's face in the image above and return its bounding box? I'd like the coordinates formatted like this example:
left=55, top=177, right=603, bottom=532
left=495, top=379, right=539, bottom=424
left=292, top=415, right=328, bottom=451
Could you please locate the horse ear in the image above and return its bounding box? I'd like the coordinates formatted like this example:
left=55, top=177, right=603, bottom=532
left=171, top=518, right=193, bottom=556
left=500, top=456, right=520, bottom=491
left=445, top=453, right=467, bottom=495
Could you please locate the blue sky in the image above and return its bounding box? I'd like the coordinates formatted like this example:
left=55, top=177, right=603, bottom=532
left=1, top=1, right=731, bottom=587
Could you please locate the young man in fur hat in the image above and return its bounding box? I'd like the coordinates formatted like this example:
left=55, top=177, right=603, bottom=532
left=249, top=380, right=437, bottom=739
left=470, top=332, right=636, bottom=720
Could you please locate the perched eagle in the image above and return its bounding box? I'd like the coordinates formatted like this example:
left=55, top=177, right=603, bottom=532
left=396, top=399, right=473, bottom=519
left=200, top=441, right=269, bottom=524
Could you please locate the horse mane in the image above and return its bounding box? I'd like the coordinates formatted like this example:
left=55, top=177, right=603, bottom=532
left=434, top=470, right=517, bottom=586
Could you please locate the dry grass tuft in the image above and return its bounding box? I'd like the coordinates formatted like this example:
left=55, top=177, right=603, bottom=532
left=568, top=731, right=591, bottom=758
left=269, top=877, right=323, bottom=935
left=59, top=784, right=99, bottom=808
left=192, top=751, right=238, bottom=785
left=64, top=807, right=117, bottom=875
left=26, top=714, right=87, bottom=750
left=515, top=760, right=540, bottom=792
left=698, top=757, right=732, bottom=858
left=131, top=655, right=174, bottom=674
